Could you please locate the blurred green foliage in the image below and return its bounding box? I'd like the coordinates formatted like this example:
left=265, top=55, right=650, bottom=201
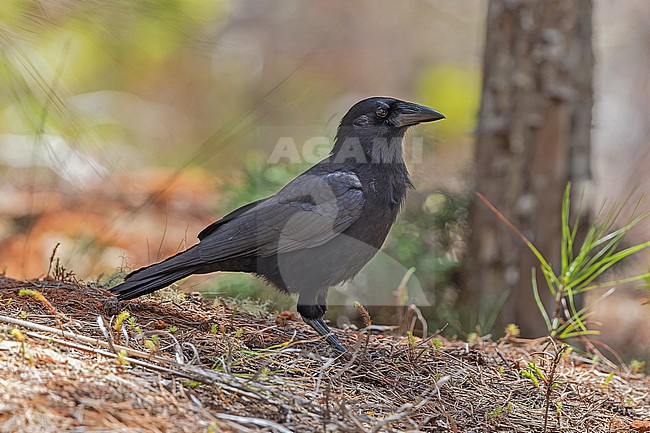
left=417, top=64, right=481, bottom=139
left=221, top=154, right=310, bottom=209
left=384, top=191, right=469, bottom=333
left=200, top=273, right=294, bottom=312
left=387, top=192, right=468, bottom=290
left=0, top=0, right=225, bottom=159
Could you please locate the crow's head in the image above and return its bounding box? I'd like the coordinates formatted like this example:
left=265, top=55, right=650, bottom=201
left=340, top=97, right=445, bottom=131
left=333, top=97, right=444, bottom=163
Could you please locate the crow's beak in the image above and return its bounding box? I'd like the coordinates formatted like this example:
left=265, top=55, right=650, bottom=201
left=393, top=102, right=445, bottom=127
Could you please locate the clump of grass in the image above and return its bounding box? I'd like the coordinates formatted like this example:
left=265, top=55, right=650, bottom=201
left=504, top=323, right=520, bottom=339
left=630, top=359, right=645, bottom=374
left=219, top=297, right=273, bottom=317
left=19, top=289, right=60, bottom=319
left=97, top=269, right=130, bottom=288
left=114, top=311, right=131, bottom=332
left=354, top=300, right=373, bottom=356
left=46, top=243, right=77, bottom=282
left=115, top=349, right=130, bottom=366
left=519, top=342, right=567, bottom=432
left=478, top=183, right=650, bottom=339
left=486, top=403, right=513, bottom=422
left=354, top=301, right=372, bottom=327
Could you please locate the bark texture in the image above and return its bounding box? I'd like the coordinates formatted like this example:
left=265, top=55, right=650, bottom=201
left=463, top=0, right=593, bottom=336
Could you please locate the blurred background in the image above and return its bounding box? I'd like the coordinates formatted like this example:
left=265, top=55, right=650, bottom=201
left=1, top=0, right=649, bottom=360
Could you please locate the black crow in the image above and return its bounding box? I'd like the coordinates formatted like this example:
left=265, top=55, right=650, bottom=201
left=110, top=97, right=444, bottom=353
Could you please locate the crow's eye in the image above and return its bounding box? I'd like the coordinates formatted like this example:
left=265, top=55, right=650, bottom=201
left=375, top=107, right=388, bottom=118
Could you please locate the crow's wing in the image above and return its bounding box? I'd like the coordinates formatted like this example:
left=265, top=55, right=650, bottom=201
left=197, top=170, right=364, bottom=261
left=197, top=197, right=269, bottom=240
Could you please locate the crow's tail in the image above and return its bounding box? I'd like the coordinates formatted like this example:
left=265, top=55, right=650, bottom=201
left=110, top=245, right=203, bottom=300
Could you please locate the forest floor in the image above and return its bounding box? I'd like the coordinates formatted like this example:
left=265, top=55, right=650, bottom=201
left=0, top=274, right=649, bottom=433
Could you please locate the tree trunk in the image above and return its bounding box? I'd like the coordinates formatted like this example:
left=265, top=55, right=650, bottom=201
left=462, top=0, right=593, bottom=337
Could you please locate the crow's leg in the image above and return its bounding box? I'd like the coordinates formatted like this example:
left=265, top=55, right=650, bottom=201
left=297, top=289, right=347, bottom=354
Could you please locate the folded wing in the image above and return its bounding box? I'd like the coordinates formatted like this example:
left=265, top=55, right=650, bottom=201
left=197, top=170, right=365, bottom=262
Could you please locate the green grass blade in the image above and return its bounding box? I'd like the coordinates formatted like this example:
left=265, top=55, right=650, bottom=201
left=532, top=268, right=552, bottom=332
left=580, top=272, right=650, bottom=292
left=561, top=183, right=571, bottom=275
